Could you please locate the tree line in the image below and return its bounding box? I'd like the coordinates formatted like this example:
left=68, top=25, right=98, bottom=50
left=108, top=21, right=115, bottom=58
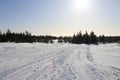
left=72, top=31, right=97, bottom=44
left=0, top=29, right=120, bottom=44
left=72, top=31, right=120, bottom=44
left=0, top=29, right=57, bottom=43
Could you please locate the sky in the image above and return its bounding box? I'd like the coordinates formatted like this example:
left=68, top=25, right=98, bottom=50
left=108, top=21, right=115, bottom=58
left=0, top=0, right=120, bottom=36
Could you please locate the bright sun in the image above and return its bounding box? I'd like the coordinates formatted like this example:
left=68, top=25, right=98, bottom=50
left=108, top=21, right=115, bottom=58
left=74, top=0, right=90, bottom=10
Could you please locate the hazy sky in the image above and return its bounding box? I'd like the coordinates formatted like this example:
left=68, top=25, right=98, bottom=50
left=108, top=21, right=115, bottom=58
left=0, top=0, right=120, bottom=36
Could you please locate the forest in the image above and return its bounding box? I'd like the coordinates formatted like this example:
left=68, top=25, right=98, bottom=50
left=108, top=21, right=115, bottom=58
left=0, top=29, right=120, bottom=44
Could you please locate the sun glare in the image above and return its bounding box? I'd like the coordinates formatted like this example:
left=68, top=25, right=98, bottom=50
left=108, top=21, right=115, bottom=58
left=74, top=0, right=90, bottom=10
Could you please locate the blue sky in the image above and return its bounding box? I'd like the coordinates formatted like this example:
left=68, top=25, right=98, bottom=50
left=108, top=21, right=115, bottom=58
left=0, top=0, right=120, bottom=36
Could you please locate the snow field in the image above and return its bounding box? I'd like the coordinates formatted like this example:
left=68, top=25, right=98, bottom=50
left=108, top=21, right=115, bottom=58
left=0, top=43, right=120, bottom=80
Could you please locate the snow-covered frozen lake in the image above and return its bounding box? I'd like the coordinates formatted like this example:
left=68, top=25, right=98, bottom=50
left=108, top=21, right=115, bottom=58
left=0, top=43, right=120, bottom=80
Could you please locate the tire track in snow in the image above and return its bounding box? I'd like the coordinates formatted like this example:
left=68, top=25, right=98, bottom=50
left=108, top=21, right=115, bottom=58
left=1, top=44, right=64, bottom=80
left=84, top=45, right=120, bottom=80
left=70, top=45, right=115, bottom=80
left=35, top=45, right=79, bottom=80
left=3, top=44, right=76, bottom=80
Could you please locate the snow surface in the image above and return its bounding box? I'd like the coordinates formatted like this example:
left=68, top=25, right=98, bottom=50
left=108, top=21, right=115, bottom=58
left=0, top=43, right=120, bottom=80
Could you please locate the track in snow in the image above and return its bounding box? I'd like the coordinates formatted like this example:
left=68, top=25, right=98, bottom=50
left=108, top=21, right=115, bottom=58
left=0, top=43, right=120, bottom=80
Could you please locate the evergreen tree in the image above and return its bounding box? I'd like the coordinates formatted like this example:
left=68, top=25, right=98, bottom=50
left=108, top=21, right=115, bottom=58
left=6, top=29, right=11, bottom=35
left=90, top=31, right=97, bottom=44
left=101, top=35, right=105, bottom=43
left=25, top=31, right=31, bottom=36
left=77, top=31, right=83, bottom=44
left=0, top=30, right=1, bottom=35
left=6, top=29, right=13, bottom=42
left=0, top=30, right=2, bottom=42
left=72, top=34, right=78, bottom=43
left=58, top=36, right=63, bottom=43
left=83, top=31, right=90, bottom=44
